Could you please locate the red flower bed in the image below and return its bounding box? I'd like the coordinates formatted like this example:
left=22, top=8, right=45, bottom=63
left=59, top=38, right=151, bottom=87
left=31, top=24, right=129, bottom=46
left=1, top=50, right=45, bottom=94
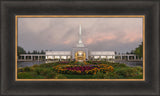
left=65, top=66, right=99, bottom=72
left=53, top=64, right=114, bottom=75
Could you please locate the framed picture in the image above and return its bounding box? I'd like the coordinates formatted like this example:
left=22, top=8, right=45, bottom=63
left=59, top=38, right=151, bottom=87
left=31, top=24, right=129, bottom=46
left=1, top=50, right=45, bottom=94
left=1, top=0, right=159, bottom=96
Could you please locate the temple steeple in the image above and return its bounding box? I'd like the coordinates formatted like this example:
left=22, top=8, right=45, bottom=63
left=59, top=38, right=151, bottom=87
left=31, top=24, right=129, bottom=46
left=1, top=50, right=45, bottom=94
left=78, top=24, right=83, bottom=44
left=77, top=24, right=85, bottom=47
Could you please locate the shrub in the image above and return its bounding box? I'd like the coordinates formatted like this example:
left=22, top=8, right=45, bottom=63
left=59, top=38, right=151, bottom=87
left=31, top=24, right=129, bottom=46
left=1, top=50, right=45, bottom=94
left=104, top=72, right=118, bottom=79
left=34, top=68, right=44, bottom=75
left=114, top=67, right=143, bottom=78
left=45, top=72, right=56, bottom=78
left=76, top=62, right=84, bottom=65
left=55, top=74, right=67, bottom=79
left=58, top=61, right=70, bottom=64
left=86, top=61, right=92, bottom=64
left=92, top=71, right=104, bottom=79
left=109, top=63, right=127, bottom=68
left=92, top=61, right=102, bottom=64
left=32, top=64, right=40, bottom=68
left=40, top=68, right=52, bottom=75
left=39, top=63, right=54, bottom=68
left=135, top=66, right=143, bottom=72
left=118, top=64, right=127, bottom=67
left=18, top=72, right=33, bottom=79
left=23, top=66, right=33, bottom=72
left=115, top=68, right=130, bottom=77
left=18, top=68, right=24, bottom=72
left=108, top=63, right=119, bottom=67
left=34, top=75, right=45, bottom=79
left=70, top=61, right=75, bottom=64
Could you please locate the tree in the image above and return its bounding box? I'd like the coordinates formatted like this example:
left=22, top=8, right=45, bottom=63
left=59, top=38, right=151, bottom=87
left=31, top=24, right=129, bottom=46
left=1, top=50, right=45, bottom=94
left=40, top=50, right=45, bottom=54
left=126, top=52, right=129, bottom=54
left=28, top=51, right=31, bottom=54
left=30, top=50, right=45, bottom=54
left=130, top=50, right=134, bottom=54
left=32, top=50, right=37, bottom=54
left=133, top=42, right=143, bottom=58
left=17, top=46, right=26, bottom=56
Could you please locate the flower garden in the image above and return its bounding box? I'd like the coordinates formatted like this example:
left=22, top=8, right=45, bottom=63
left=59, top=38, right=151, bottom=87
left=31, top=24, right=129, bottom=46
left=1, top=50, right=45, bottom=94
left=17, top=61, right=143, bottom=79
left=53, top=64, right=113, bottom=75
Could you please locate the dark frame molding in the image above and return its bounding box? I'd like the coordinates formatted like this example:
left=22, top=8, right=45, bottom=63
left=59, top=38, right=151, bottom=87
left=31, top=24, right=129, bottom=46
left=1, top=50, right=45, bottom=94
left=1, top=0, right=159, bottom=95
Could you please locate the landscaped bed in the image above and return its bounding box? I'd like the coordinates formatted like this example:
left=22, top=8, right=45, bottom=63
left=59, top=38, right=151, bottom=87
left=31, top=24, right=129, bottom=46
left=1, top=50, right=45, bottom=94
left=17, top=61, right=143, bottom=79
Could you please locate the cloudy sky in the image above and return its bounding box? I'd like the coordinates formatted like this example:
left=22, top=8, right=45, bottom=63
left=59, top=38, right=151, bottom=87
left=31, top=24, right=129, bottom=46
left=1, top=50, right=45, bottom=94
left=18, top=17, right=143, bottom=53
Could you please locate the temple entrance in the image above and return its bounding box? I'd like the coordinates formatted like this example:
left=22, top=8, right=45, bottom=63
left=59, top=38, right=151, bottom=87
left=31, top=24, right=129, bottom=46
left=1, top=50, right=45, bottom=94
left=75, top=51, right=86, bottom=62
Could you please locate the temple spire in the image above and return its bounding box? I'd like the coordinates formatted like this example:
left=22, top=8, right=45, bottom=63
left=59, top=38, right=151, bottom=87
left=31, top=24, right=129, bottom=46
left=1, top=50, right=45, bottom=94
left=77, top=24, right=84, bottom=47
left=79, top=24, right=83, bottom=44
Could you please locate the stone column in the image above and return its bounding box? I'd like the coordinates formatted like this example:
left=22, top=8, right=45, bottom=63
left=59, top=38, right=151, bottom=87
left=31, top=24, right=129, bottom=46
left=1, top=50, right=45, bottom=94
left=53, top=56, right=55, bottom=61
left=43, top=56, right=44, bottom=60
left=38, top=56, right=39, bottom=61
left=33, top=56, right=35, bottom=60
left=127, top=56, right=129, bottom=61
left=60, top=56, right=61, bottom=61
left=134, top=56, right=136, bottom=60
left=31, top=56, right=33, bottom=61
left=66, top=56, right=68, bottom=61
left=24, top=56, right=26, bottom=61
left=46, top=56, right=48, bottom=61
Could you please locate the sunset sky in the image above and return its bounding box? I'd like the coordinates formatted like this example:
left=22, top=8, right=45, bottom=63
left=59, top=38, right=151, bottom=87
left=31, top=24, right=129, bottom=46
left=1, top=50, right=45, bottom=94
left=18, top=17, right=143, bottom=53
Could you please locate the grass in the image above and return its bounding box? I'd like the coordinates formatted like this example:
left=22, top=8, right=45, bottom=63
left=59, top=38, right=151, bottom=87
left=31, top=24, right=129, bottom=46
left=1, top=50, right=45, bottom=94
left=17, top=61, right=143, bottom=79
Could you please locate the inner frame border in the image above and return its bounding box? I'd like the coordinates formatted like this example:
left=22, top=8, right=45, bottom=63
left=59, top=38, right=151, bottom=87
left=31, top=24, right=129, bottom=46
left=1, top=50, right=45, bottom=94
left=15, top=15, right=145, bottom=81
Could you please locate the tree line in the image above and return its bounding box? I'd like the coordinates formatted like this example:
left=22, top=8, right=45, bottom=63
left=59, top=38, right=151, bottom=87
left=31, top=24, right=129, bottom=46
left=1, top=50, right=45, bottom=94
left=17, top=46, right=45, bottom=56
left=133, top=42, right=143, bottom=58
left=126, top=42, right=143, bottom=58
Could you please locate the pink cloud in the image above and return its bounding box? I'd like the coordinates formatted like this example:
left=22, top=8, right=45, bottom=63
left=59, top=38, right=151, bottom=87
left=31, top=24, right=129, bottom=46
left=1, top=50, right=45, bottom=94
left=85, top=32, right=117, bottom=44
left=64, top=40, right=71, bottom=44
left=97, top=35, right=116, bottom=42
left=120, top=31, right=142, bottom=43
left=86, top=38, right=94, bottom=44
left=85, top=29, right=142, bottom=45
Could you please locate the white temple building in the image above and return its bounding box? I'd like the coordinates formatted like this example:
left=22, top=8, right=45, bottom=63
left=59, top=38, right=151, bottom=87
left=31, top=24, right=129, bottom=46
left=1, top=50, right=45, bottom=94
left=45, top=24, right=115, bottom=62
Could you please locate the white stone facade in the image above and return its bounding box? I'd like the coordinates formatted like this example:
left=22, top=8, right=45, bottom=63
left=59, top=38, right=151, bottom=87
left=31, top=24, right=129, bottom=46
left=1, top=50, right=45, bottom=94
left=45, top=50, right=115, bottom=60
left=90, top=51, right=115, bottom=59
left=45, top=51, right=71, bottom=60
